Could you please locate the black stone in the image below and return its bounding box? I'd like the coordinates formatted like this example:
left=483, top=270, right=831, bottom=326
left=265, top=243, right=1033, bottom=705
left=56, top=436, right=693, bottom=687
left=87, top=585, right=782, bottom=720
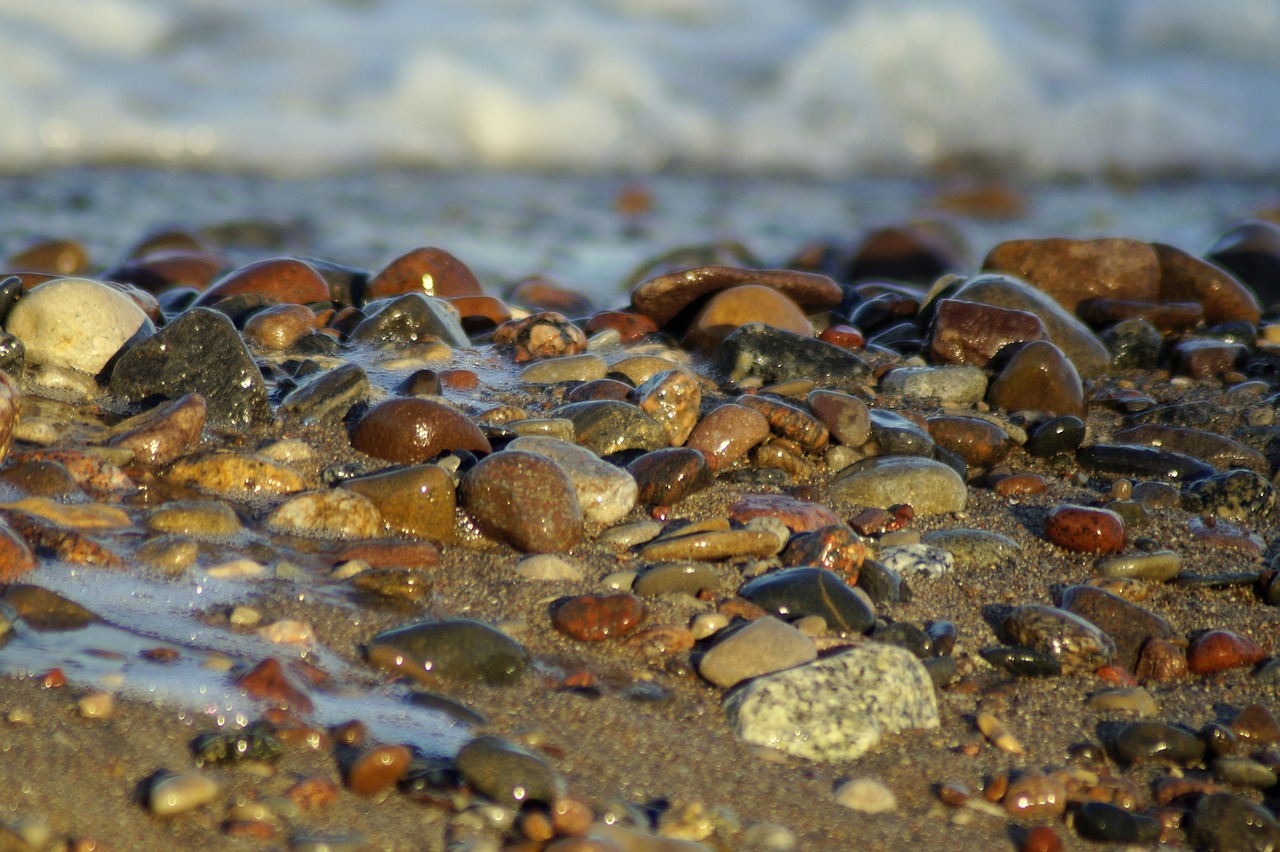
left=717, top=322, right=870, bottom=386
left=1076, top=443, right=1215, bottom=482
left=454, top=735, right=558, bottom=805
left=739, top=567, right=875, bottom=634
left=1025, top=415, right=1086, bottom=457
left=1112, top=721, right=1206, bottom=766
left=1182, top=469, right=1274, bottom=521
left=855, top=559, right=907, bottom=605
left=869, top=409, right=934, bottom=456
left=368, top=619, right=529, bottom=684
left=873, top=621, right=931, bottom=658
left=979, top=645, right=1062, bottom=678
left=109, top=307, right=270, bottom=429
left=1075, top=801, right=1159, bottom=844
left=1101, top=318, right=1162, bottom=370
left=1171, top=570, right=1261, bottom=589
left=349, top=293, right=469, bottom=348
left=280, top=362, right=370, bottom=425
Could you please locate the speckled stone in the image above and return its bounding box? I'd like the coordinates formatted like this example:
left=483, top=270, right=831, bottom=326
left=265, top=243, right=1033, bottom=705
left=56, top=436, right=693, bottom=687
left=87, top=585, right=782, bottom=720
left=925, top=415, right=1011, bottom=466
left=266, top=488, right=384, bottom=540
left=1002, top=604, right=1116, bottom=673
left=634, top=368, right=701, bottom=446
left=881, top=365, right=987, bottom=405
left=1183, top=469, right=1274, bottom=521
left=459, top=451, right=583, bottom=553
left=878, top=543, right=954, bottom=579
left=626, top=448, right=714, bottom=506
left=806, top=389, right=871, bottom=448
left=698, top=616, right=817, bottom=688
left=166, top=452, right=310, bottom=498
left=550, top=400, right=667, bottom=456
left=1044, top=505, right=1125, bottom=554
left=551, top=594, right=646, bottom=641
left=828, top=456, right=967, bottom=515
left=724, top=644, right=939, bottom=761
left=718, top=322, right=871, bottom=385
left=920, top=529, right=1019, bottom=567
left=779, top=525, right=866, bottom=583
left=508, top=436, right=637, bottom=525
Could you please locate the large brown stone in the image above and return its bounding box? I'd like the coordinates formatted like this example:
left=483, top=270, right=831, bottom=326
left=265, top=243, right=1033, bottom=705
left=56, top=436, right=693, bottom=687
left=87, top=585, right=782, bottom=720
left=366, top=247, right=483, bottom=301
left=1153, top=242, right=1261, bottom=326
left=630, top=266, right=842, bottom=328
left=345, top=465, right=457, bottom=542
left=928, top=298, right=1048, bottom=367
left=982, top=238, right=1160, bottom=313
left=195, top=258, right=330, bottom=307
left=459, top=451, right=582, bottom=553
left=351, top=398, right=491, bottom=464
left=986, top=340, right=1085, bottom=418
left=684, top=284, right=812, bottom=353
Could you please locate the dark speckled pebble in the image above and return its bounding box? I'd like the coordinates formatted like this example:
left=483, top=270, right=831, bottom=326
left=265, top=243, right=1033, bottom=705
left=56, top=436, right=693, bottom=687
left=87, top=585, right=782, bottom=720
left=369, top=619, right=529, bottom=684
left=1024, top=415, right=1085, bottom=457
left=980, top=646, right=1062, bottom=677
left=1182, top=469, right=1274, bottom=521
left=855, top=559, right=908, bottom=605
left=1187, top=792, right=1280, bottom=852
left=873, top=621, right=932, bottom=658
left=868, top=409, right=934, bottom=456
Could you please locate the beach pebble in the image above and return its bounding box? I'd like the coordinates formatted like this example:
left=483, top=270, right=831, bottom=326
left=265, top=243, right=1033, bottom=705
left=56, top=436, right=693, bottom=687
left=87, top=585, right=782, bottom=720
left=987, top=340, right=1085, bottom=418
left=1112, top=721, right=1205, bottom=766
left=697, top=616, right=816, bottom=688
left=148, top=771, right=223, bottom=816
left=352, top=398, right=490, bottom=465
left=1230, top=703, right=1280, bottom=744
left=780, top=525, right=866, bottom=582
left=828, top=455, right=967, bottom=515
left=925, top=415, right=1010, bottom=466
left=1002, top=604, right=1116, bottom=673
left=518, top=353, right=607, bottom=384
left=461, top=450, right=582, bottom=552
left=196, top=257, right=329, bottom=307
left=984, top=237, right=1159, bottom=313
left=1076, top=443, right=1215, bottom=482
left=1156, top=241, right=1261, bottom=325
left=147, top=499, right=241, bottom=539
left=980, top=646, right=1061, bottom=678
left=877, top=543, right=953, bottom=579
left=927, top=298, right=1048, bottom=368
left=1074, top=801, right=1160, bottom=844
left=493, top=311, right=587, bottom=362
left=366, top=246, right=482, bottom=301
left=345, top=744, right=412, bottom=796
left=350, top=292, right=470, bottom=348
left=627, top=447, right=713, bottom=506
left=242, top=303, right=318, bottom=350
left=1087, top=687, right=1158, bottom=716
left=806, top=389, right=870, bottom=448
left=724, top=644, right=938, bottom=761
left=630, top=264, right=842, bottom=327
left=78, top=692, right=114, bottom=719
left=455, top=735, right=559, bottom=804
left=1187, top=792, right=1280, bottom=851
left=1044, top=505, right=1125, bottom=554
left=882, top=365, right=987, bottom=405
left=509, top=436, right=637, bottom=525
left=280, top=362, right=371, bottom=426
left=345, top=464, right=456, bottom=542
left=0, top=519, right=36, bottom=581
left=686, top=403, right=771, bottom=471
left=735, top=394, right=829, bottom=452
left=266, top=488, right=383, bottom=539
left=597, top=521, right=662, bottom=549
left=1112, top=423, right=1267, bottom=472
left=6, top=277, right=150, bottom=374
left=1002, top=772, right=1065, bottom=820
left=515, top=554, right=584, bottom=581
left=633, top=563, right=719, bottom=597
left=1135, top=638, right=1188, bottom=682
left=635, top=369, right=701, bottom=446
left=685, top=284, right=812, bottom=353
left=639, top=528, right=779, bottom=562
left=739, top=567, right=875, bottom=634
left=1186, top=629, right=1267, bottom=674
left=833, top=778, right=897, bottom=813
left=551, top=399, right=667, bottom=455
left=110, top=307, right=269, bottom=428
left=369, top=619, right=529, bottom=683
left=920, top=529, right=1018, bottom=566
left=1057, top=585, right=1174, bottom=671
left=729, top=493, right=840, bottom=533
left=107, top=392, right=206, bottom=465
left=1024, top=415, right=1085, bottom=457
left=551, top=594, right=645, bottom=641
left=1213, top=756, right=1277, bottom=789
left=1183, top=469, right=1273, bottom=521
left=1094, top=549, right=1181, bottom=582
left=718, top=322, right=870, bottom=385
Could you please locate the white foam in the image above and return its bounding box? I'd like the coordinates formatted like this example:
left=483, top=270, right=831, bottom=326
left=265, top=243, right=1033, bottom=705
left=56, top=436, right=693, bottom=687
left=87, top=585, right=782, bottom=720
left=0, top=0, right=1277, bottom=177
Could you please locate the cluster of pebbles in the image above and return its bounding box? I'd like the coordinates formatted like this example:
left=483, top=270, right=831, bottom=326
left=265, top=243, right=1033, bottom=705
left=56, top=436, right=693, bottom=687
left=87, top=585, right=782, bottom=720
left=3, top=213, right=1280, bottom=850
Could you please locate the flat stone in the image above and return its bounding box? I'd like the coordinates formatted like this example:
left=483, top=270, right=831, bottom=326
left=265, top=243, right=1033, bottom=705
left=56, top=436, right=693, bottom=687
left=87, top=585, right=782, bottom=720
left=514, top=554, right=583, bottom=581
left=724, top=644, right=939, bottom=761
left=460, top=451, right=583, bottom=553
left=518, top=353, right=607, bottom=384
left=551, top=594, right=645, bottom=641
left=739, top=567, right=875, bottom=634
left=828, top=456, right=967, bottom=515
left=166, top=452, right=310, bottom=498
left=1094, top=550, right=1182, bottom=582
left=106, top=392, right=206, bottom=465
left=728, top=493, right=841, bottom=533
left=550, top=400, right=667, bottom=456
left=266, top=489, right=383, bottom=540
left=718, top=323, right=871, bottom=385
left=698, top=616, right=816, bottom=688
left=882, top=365, right=987, bottom=405
left=921, top=529, right=1019, bottom=567
left=508, top=436, right=637, bottom=525
left=833, top=778, right=898, bottom=814
left=1076, top=443, right=1215, bottom=483
left=927, top=298, right=1048, bottom=368
left=280, top=363, right=371, bottom=426
left=632, top=562, right=721, bottom=598
left=638, top=529, right=779, bottom=562
left=1111, top=424, right=1267, bottom=472
left=630, top=265, right=842, bottom=327
left=6, top=277, right=150, bottom=374
left=369, top=619, right=529, bottom=684
left=455, top=735, right=559, bottom=805
left=149, top=771, right=223, bottom=816
left=627, top=447, right=713, bottom=506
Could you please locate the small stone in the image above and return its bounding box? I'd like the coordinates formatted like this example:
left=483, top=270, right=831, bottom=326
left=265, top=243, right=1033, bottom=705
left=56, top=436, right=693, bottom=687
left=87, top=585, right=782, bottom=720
left=1213, top=757, right=1278, bottom=789
left=1024, top=415, right=1086, bottom=457
left=627, top=447, right=714, bottom=506
left=828, top=455, right=967, bottom=515
left=1183, top=469, right=1274, bottom=521
left=508, top=436, right=637, bottom=525
left=1057, top=584, right=1174, bottom=671
left=107, top=392, right=206, bottom=466
left=493, top=311, right=587, bottom=362
left=1187, top=792, right=1280, bottom=851
left=1002, top=604, right=1116, bottom=673
left=1076, top=443, right=1215, bottom=482
left=1231, top=703, right=1280, bottom=744
left=638, top=528, right=779, bottom=562
left=1044, top=505, right=1125, bottom=554
left=166, top=452, right=309, bottom=497
left=351, top=398, right=490, bottom=465
left=925, top=415, right=1010, bottom=466
left=242, top=303, right=318, bottom=350
left=455, top=734, right=560, bottom=804
left=515, top=554, right=584, bottom=581
left=882, top=365, right=987, bottom=405
left=780, top=525, right=866, bottom=582
left=1019, top=825, right=1063, bottom=852
left=266, top=489, right=383, bottom=539
left=1135, top=638, right=1188, bottom=682
left=551, top=594, right=646, bottom=641
left=728, top=493, right=841, bottom=533
left=686, top=403, right=771, bottom=471
left=1187, top=629, right=1267, bottom=675
left=344, top=465, right=457, bottom=542
left=369, top=619, right=529, bottom=684
left=866, top=409, right=933, bottom=456
left=980, top=646, right=1062, bottom=678
left=927, top=298, right=1048, bottom=368
left=697, top=616, right=816, bottom=688
left=718, top=322, right=871, bottom=385
left=1094, top=550, right=1181, bottom=582
left=196, top=257, right=330, bottom=307
left=635, top=369, right=701, bottom=446
left=983, top=237, right=1160, bottom=314
left=987, top=340, right=1085, bottom=418
left=147, top=499, right=241, bottom=539
left=351, top=292, right=470, bottom=348
left=5, top=277, right=149, bottom=374
left=1087, top=687, right=1158, bottom=716
left=149, top=771, right=222, bottom=816
left=78, top=692, right=114, bottom=719
left=460, top=451, right=583, bottom=552
left=365, top=246, right=483, bottom=301
left=630, top=265, right=842, bottom=327
left=633, top=562, right=720, bottom=597
left=921, top=529, right=1019, bottom=567
left=1113, top=721, right=1206, bottom=766
left=977, top=713, right=1025, bottom=755
left=0, top=519, right=36, bottom=581
left=345, top=744, right=412, bottom=796
left=877, top=543, right=953, bottom=580
left=1075, top=801, right=1159, bottom=844
left=1002, top=772, right=1065, bottom=820
left=280, top=362, right=371, bottom=426
left=833, top=778, right=897, bottom=813
left=739, top=567, right=875, bottom=634
left=518, top=353, right=607, bottom=384
left=551, top=399, right=667, bottom=456
left=685, top=284, right=813, bottom=353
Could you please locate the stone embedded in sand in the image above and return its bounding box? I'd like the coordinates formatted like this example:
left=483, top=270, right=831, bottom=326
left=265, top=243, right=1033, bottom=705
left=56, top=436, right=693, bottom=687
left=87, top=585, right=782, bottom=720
left=740, top=567, right=874, bottom=634
left=684, top=284, right=813, bottom=353
left=107, top=392, right=206, bottom=466
left=1045, top=504, right=1125, bottom=554
left=350, top=292, right=470, bottom=348
left=167, top=452, right=310, bottom=497
left=630, top=265, right=842, bottom=328
left=1113, top=424, right=1266, bottom=473
left=352, top=397, right=491, bottom=465
left=345, top=744, right=412, bottom=797
left=627, top=447, right=714, bottom=506
left=982, top=237, right=1160, bottom=314
left=551, top=593, right=646, bottom=641
left=281, top=362, right=371, bottom=426
left=266, top=488, right=383, bottom=540
left=370, top=619, right=529, bottom=683
left=344, top=465, right=456, bottom=542
left=735, top=394, right=829, bottom=453
left=1076, top=443, right=1215, bottom=483
left=780, top=525, right=865, bottom=582
left=724, top=644, right=939, bottom=761
left=828, top=455, right=967, bottom=515
left=336, top=540, right=441, bottom=570
left=459, top=450, right=582, bottom=552
left=110, top=308, right=270, bottom=428
left=925, top=415, right=1011, bottom=466
left=6, top=277, right=150, bottom=375
left=1003, top=604, right=1116, bottom=673
left=365, top=246, right=483, bottom=301
left=195, top=257, right=329, bottom=307
left=1187, top=629, right=1267, bottom=675
left=987, top=340, right=1085, bottom=418
left=639, top=528, right=781, bottom=563
left=718, top=323, right=871, bottom=385
left=1184, top=469, right=1274, bottom=521
left=235, top=658, right=313, bottom=713
left=635, top=368, right=701, bottom=446
left=147, top=499, right=241, bottom=539
left=928, top=298, right=1049, bottom=368
left=507, top=436, right=636, bottom=525
left=698, top=616, right=816, bottom=689
left=882, top=365, right=988, bottom=406
left=1058, top=585, right=1175, bottom=672
left=148, top=771, right=223, bottom=817
left=455, top=735, right=560, bottom=805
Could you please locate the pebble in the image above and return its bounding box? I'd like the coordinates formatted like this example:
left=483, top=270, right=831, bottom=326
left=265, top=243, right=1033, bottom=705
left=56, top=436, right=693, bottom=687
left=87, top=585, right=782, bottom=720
left=1113, top=422, right=1268, bottom=472
left=638, top=528, right=779, bottom=562
left=1019, top=825, right=1063, bottom=852
left=1135, top=638, right=1189, bottom=682
left=855, top=559, right=907, bottom=606
left=634, top=368, right=701, bottom=446
left=1023, top=415, right=1085, bottom=457
left=925, top=415, right=1010, bottom=466
left=736, top=394, right=829, bottom=452
left=266, top=489, right=383, bottom=539
left=345, top=744, right=412, bottom=796
left=828, top=455, right=967, bottom=515
left=633, top=563, right=720, bottom=598
left=1231, top=703, right=1280, bottom=744
left=780, top=525, right=866, bottom=582
left=551, top=399, right=667, bottom=455
left=927, top=298, right=1048, bottom=368
left=515, top=554, right=584, bottom=581
left=1002, top=604, right=1116, bottom=673
left=881, top=365, right=987, bottom=405
left=78, top=692, right=114, bottom=719
left=1112, top=720, right=1206, bottom=766
left=1094, top=549, right=1181, bottom=582
left=1074, top=801, right=1160, bottom=844
left=626, top=447, right=713, bottom=506
left=697, top=616, right=817, bottom=688
left=729, top=493, right=840, bottom=533
left=280, top=362, right=371, bottom=426
left=806, top=389, right=870, bottom=449
left=980, top=646, right=1062, bottom=678
left=352, top=397, right=491, bottom=464
left=877, top=543, right=953, bottom=579
left=148, top=771, right=223, bottom=816
left=196, top=257, right=330, bottom=307
left=242, top=303, right=318, bottom=350
left=718, top=322, right=871, bottom=384
left=455, top=734, right=560, bottom=804
left=685, top=284, right=813, bottom=353
left=518, top=353, right=607, bottom=384
left=724, top=643, right=938, bottom=761
left=350, top=292, right=470, bottom=348
left=1086, top=687, right=1158, bottom=716
left=685, top=403, right=771, bottom=471
left=1186, top=629, right=1267, bottom=674
left=629, top=264, right=842, bottom=327
left=344, top=464, right=457, bottom=542
left=508, top=436, right=638, bottom=525
left=833, top=778, right=897, bottom=813
left=1213, top=756, right=1277, bottom=789
left=107, top=392, right=207, bottom=465
left=493, top=311, right=587, bottom=362
left=0, top=519, right=36, bottom=581
left=739, top=567, right=875, bottom=634
left=1075, top=443, right=1215, bottom=482
left=1183, top=468, right=1274, bottom=521
left=1057, top=584, right=1175, bottom=671
left=459, top=451, right=583, bottom=552
left=1043, top=504, right=1125, bottom=554
left=5, top=277, right=150, bottom=374
left=369, top=619, right=529, bottom=684
left=147, top=499, right=241, bottom=539
left=987, top=340, right=1086, bottom=418
left=366, top=246, right=483, bottom=301
left=110, top=307, right=270, bottom=428
left=551, top=594, right=646, bottom=641
left=1187, top=792, right=1280, bottom=851
left=920, top=529, right=1018, bottom=566
left=1002, top=772, right=1065, bottom=820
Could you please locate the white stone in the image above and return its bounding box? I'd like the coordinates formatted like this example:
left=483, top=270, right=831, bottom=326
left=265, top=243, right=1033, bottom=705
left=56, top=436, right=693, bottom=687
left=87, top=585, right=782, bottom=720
left=834, top=777, right=898, bottom=813
left=880, top=365, right=987, bottom=405
left=515, top=553, right=584, bottom=581
left=508, top=435, right=637, bottom=524
left=265, top=488, right=383, bottom=539
left=878, top=543, right=955, bottom=579
left=6, top=277, right=148, bottom=374
left=149, top=771, right=222, bottom=816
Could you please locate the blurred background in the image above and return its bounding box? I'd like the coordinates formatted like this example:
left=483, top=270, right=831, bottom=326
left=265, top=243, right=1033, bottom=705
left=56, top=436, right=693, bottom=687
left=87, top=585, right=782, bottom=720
left=3, top=0, right=1280, bottom=178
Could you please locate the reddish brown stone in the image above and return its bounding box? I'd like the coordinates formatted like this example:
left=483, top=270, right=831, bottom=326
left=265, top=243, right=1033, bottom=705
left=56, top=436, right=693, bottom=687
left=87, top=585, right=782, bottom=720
left=508, top=276, right=593, bottom=316
left=806, top=389, right=871, bottom=448
left=990, top=472, right=1047, bottom=496
left=683, top=284, right=812, bottom=353
left=285, top=776, right=340, bottom=811
left=242, top=304, right=318, bottom=350
left=1044, top=505, right=1125, bottom=554
left=446, top=295, right=512, bottom=327
left=565, top=378, right=634, bottom=402
left=106, top=249, right=227, bottom=294
left=234, top=658, right=314, bottom=714
left=630, top=265, right=842, bottom=327
left=1187, top=629, right=1267, bottom=675
left=107, top=393, right=207, bottom=466
left=439, top=369, right=479, bottom=391
left=2, top=512, right=124, bottom=568
left=728, top=493, right=840, bottom=533
left=780, top=525, right=865, bottom=583
left=459, top=451, right=583, bottom=553
left=366, top=247, right=483, bottom=301
left=1134, top=639, right=1188, bottom=683
left=195, top=258, right=330, bottom=307
left=845, top=224, right=965, bottom=284
left=929, top=299, right=1049, bottom=367
left=492, top=312, right=588, bottom=362
left=982, top=237, right=1160, bottom=313
left=1231, top=703, right=1280, bottom=745
left=1019, top=825, right=1063, bottom=852
left=1002, top=772, right=1067, bottom=821
left=551, top=594, right=645, bottom=641
left=1058, top=585, right=1175, bottom=671
left=1171, top=339, right=1247, bottom=379
left=345, top=744, right=412, bottom=796
left=627, top=448, right=713, bottom=506
left=1075, top=298, right=1202, bottom=332
left=1154, top=242, right=1261, bottom=326
left=686, top=403, right=770, bottom=472
left=583, top=310, right=659, bottom=343
left=8, top=238, right=89, bottom=275
left=987, top=340, right=1086, bottom=418
left=0, top=519, right=36, bottom=581
left=735, top=394, right=828, bottom=452
left=351, top=398, right=491, bottom=464
left=818, top=324, right=866, bottom=349
left=926, top=415, right=1011, bottom=466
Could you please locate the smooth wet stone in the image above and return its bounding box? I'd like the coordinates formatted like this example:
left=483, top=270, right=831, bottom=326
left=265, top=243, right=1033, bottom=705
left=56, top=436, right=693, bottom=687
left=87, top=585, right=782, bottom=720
left=627, top=448, right=713, bottom=506
left=1024, top=415, right=1085, bottom=457
left=9, top=237, right=88, bottom=275
left=853, top=560, right=905, bottom=609
left=518, top=353, right=607, bottom=384
left=718, top=322, right=871, bottom=385
left=925, top=415, right=1010, bottom=466
left=149, top=771, right=223, bottom=816
left=685, top=402, right=770, bottom=472
left=1187, top=629, right=1267, bottom=675
left=242, top=303, right=318, bottom=350
left=866, top=409, right=933, bottom=457
left=1002, top=772, right=1067, bottom=821
left=629, top=265, right=843, bottom=327
left=1003, top=604, right=1116, bottom=673
left=927, top=298, right=1048, bottom=367
left=196, top=257, right=329, bottom=308
left=952, top=274, right=1111, bottom=377
left=724, top=644, right=939, bottom=761
left=344, top=744, right=412, bottom=797
left=634, top=369, right=701, bottom=446
left=455, top=735, right=559, bottom=805
left=882, top=365, right=987, bottom=405
left=780, top=525, right=866, bottom=582
left=460, top=451, right=582, bottom=553
left=366, top=246, right=482, bottom=301
left=6, top=277, right=150, bottom=374
left=828, top=455, right=967, bottom=515
left=550, top=400, right=667, bottom=456
left=1135, top=638, right=1189, bottom=682
left=1112, top=424, right=1266, bottom=472
left=280, top=362, right=371, bottom=426
left=1094, top=550, right=1181, bottom=582
left=1231, top=703, right=1280, bottom=744
left=980, top=646, right=1062, bottom=677
left=493, top=312, right=587, bottom=362
left=352, top=397, right=491, bottom=465
left=166, top=452, right=309, bottom=497
left=1207, top=220, right=1280, bottom=306
left=1155, top=241, right=1261, bottom=325
left=878, top=543, right=953, bottom=580
left=735, top=394, right=829, bottom=452
left=698, top=616, right=816, bottom=688
left=920, top=529, right=1019, bottom=567
left=987, top=340, right=1085, bottom=418
left=728, top=493, right=841, bottom=534
left=370, top=619, right=529, bottom=683
left=551, top=594, right=645, bottom=641
left=1101, top=317, right=1163, bottom=369
left=685, top=284, right=813, bottom=352
left=147, top=499, right=241, bottom=539
left=639, top=528, right=779, bottom=562
left=632, top=563, right=720, bottom=597
left=106, top=392, right=206, bottom=465
left=345, top=465, right=456, bottom=542
left=806, top=389, right=870, bottom=448
left=1044, top=505, right=1125, bottom=554
left=514, top=554, right=584, bottom=581
left=1075, top=801, right=1159, bottom=844
left=739, top=567, right=874, bottom=634
left=1076, top=443, right=1215, bottom=482
left=508, top=436, right=637, bottom=525
left=0, top=519, right=35, bottom=581
left=1087, top=686, right=1158, bottom=716
left=1183, top=469, right=1274, bottom=521
left=833, top=777, right=898, bottom=814
left=983, top=237, right=1160, bottom=314
left=266, top=488, right=383, bottom=540
left=1113, top=721, right=1206, bottom=766
left=350, top=292, right=469, bottom=348
left=111, top=308, right=270, bottom=428
left=1213, top=756, right=1278, bottom=789
left=1, top=584, right=96, bottom=629
left=1054, top=583, right=1172, bottom=670
left=1188, top=792, right=1280, bottom=852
